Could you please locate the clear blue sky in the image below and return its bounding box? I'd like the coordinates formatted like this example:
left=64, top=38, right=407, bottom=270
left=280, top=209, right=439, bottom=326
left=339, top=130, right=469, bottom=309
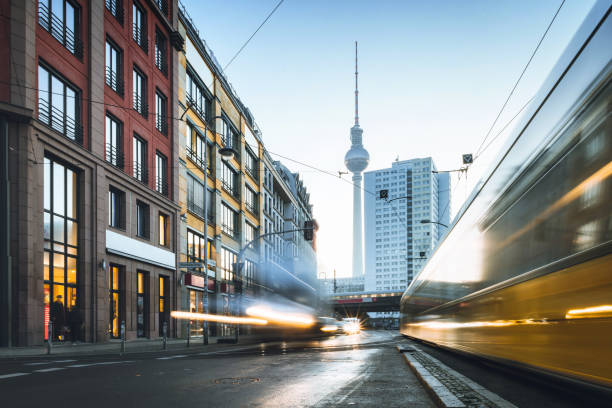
left=182, top=0, right=595, bottom=278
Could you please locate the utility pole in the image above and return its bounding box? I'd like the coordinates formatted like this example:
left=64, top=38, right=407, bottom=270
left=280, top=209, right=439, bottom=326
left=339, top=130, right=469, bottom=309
left=333, top=269, right=337, bottom=294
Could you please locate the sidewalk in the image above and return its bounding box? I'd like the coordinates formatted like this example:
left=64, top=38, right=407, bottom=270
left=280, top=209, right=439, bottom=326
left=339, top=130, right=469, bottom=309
left=0, top=335, right=254, bottom=359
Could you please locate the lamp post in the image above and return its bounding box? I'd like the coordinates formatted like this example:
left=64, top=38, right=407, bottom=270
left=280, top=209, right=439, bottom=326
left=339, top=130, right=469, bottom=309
left=420, top=219, right=449, bottom=228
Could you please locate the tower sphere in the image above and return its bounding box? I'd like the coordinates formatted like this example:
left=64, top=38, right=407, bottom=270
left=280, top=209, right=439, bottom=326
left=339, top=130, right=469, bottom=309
left=345, top=145, right=370, bottom=173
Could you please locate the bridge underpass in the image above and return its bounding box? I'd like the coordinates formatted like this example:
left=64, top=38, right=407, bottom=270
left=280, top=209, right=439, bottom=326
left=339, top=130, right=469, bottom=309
left=326, top=291, right=403, bottom=318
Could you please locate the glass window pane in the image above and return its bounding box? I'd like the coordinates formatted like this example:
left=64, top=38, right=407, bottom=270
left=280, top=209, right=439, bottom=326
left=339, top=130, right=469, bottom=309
left=44, top=212, right=51, bottom=240
left=112, top=266, right=119, bottom=290
left=138, top=272, right=143, bottom=294
left=38, top=66, right=49, bottom=122
left=67, top=257, right=77, bottom=284
left=53, top=254, right=65, bottom=283
left=53, top=162, right=65, bottom=215
left=66, top=169, right=76, bottom=219
left=159, top=277, right=164, bottom=296
left=66, top=88, right=76, bottom=139
left=66, top=286, right=77, bottom=310
left=51, top=76, right=64, bottom=133
left=44, top=157, right=51, bottom=210
left=44, top=251, right=50, bottom=281
left=66, top=219, right=77, bottom=246
left=53, top=215, right=65, bottom=243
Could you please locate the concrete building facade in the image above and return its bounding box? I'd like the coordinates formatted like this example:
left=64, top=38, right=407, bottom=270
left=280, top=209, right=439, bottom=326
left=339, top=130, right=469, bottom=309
left=363, top=158, right=450, bottom=293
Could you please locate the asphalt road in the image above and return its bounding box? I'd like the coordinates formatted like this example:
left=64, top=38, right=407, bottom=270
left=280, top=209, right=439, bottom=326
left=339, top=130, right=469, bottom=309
left=0, top=331, right=435, bottom=408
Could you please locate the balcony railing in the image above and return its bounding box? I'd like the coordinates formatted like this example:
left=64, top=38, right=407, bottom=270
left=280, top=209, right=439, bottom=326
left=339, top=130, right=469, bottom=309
left=105, top=67, right=124, bottom=96
left=245, top=202, right=258, bottom=215
left=133, top=161, right=148, bottom=183
left=186, top=146, right=205, bottom=169
left=133, top=94, right=148, bottom=118
left=155, top=49, right=168, bottom=76
left=156, top=177, right=168, bottom=196
left=155, top=0, right=168, bottom=16
left=222, top=223, right=238, bottom=239
left=221, top=180, right=239, bottom=200
left=132, top=23, right=148, bottom=52
left=156, top=114, right=168, bottom=135
left=105, top=143, right=124, bottom=169
left=245, top=165, right=258, bottom=181
left=38, top=2, right=83, bottom=59
left=38, top=98, right=83, bottom=144
left=185, top=93, right=209, bottom=124
left=187, top=200, right=204, bottom=219
left=105, top=0, right=124, bottom=24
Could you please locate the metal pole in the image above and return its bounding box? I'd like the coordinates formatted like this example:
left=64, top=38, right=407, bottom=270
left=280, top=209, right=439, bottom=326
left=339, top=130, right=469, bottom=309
left=187, top=319, right=190, bottom=347
left=120, top=320, right=125, bottom=354
left=203, top=123, right=209, bottom=345
left=162, top=321, right=167, bottom=350
left=47, top=322, right=53, bottom=355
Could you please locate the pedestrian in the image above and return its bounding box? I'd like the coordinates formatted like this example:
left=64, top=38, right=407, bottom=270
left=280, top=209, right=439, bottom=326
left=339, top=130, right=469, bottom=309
left=68, top=307, right=83, bottom=344
left=51, top=295, right=65, bottom=341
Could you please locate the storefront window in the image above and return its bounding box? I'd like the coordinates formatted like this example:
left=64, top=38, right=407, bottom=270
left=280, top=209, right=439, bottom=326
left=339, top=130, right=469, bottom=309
left=159, top=276, right=168, bottom=336
left=43, top=157, right=78, bottom=341
left=109, top=265, right=123, bottom=338
left=137, top=271, right=148, bottom=337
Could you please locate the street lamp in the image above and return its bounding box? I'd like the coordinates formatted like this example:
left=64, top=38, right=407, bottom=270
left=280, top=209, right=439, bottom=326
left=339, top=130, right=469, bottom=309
left=420, top=219, right=449, bottom=228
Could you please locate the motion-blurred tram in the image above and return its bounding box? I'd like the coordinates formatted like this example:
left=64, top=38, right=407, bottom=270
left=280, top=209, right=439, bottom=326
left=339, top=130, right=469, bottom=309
left=400, top=1, right=612, bottom=388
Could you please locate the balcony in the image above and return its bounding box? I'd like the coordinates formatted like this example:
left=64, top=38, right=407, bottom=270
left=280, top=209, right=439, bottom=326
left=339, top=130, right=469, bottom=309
left=245, top=202, right=258, bottom=216
left=105, top=143, right=124, bottom=169
left=245, top=165, right=258, bottom=181
left=222, top=223, right=238, bottom=239
left=156, top=114, right=168, bottom=135
left=133, top=162, right=148, bottom=183
left=156, top=177, right=168, bottom=196
left=155, top=49, right=168, bottom=76
left=186, top=146, right=205, bottom=169
left=185, top=93, right=209, bottom=124
left=105, top=0, right=124, bottom=24
left=38, top=2, right=83, bottom=59
left=132, top=23, right=148, bottom=52
left=133, top=95, right=148, bottom=118
left=105, top=67, right=124, bottom=96
left=187, top=200, right=204, bottom=219
left=38, top=98, right=83, bottom=145
left=221, top=180, right=239, bottom=200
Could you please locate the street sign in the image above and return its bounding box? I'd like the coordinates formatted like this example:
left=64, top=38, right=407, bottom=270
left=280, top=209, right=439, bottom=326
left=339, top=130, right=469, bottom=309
left=179, top=262, right=204, bottom=269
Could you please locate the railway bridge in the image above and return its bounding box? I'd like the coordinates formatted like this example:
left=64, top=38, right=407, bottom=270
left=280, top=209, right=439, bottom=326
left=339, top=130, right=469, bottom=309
left=327, top=291, right=403, bottom=316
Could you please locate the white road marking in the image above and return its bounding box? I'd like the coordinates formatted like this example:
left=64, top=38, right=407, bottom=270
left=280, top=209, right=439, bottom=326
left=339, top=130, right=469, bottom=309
left=66, top=361, right=133, bottom=368
left=24, top=359, right=76, bottom=366
left=0, top=373, right=30, bottom=379
left=33, top=367, right=66, bottom=373
left=156, top=354, right=187, bottom=360
left=197, top=346, right=254, bottom=356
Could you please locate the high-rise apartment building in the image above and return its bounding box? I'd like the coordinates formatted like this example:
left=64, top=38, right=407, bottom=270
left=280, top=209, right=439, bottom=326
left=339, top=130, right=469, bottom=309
left=364, top=158, right=450, bottom=293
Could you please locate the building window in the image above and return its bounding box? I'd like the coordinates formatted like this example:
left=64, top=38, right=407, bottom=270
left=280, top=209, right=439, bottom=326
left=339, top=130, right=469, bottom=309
left=38, top=64, right=82, bottom=143
left=133, top=135, right=147, bottom=182
left=220, top=117, right=239, bottom=159
left=105, top=39, right=123, bottom=95
left=221, top=162, right=238, bottom=198
left=186, top=123, right=206, bottom=169
left=136, top=271, right=148, bottom=337
left=159, top=276, right=168, bottom=336
left=154, top=28, right=167, bottom=75
left=109, top=264, right=123, bottom=338
left=186, top=68, right=211, bottom=122
left=105, top=0, right=123, bottom=24
left=187, top=174, right=204, bottom=218
left=38, top=0, right=82, bottom=58
left=245, top=222, right=257, bottom=244
left=243, top=259, right=256, bottom=290
left=43, top=157, right=78, bottom=341
left=155, top=152, right=168, bottom=196
left=154, top=0, right=168, bottom=15
left=108, top=186, right=125, bottom=229
left=187, top=230, right=214, bottom=268
left=245, top=149, right=258, bottom=180
left=221, top=203, right=237, bottom=238
left=158, top=213, right=168, bottom=246
left=133, top=67, right=147, bottom=117
left=206, top=188, right=214, bottom=224
left=105, top=114, right=123, bottom=168
left=136, top=200, right=150, bottom=239
left=219, top=247, right=237, bottom=282
left=155, top=91, right=167, bottom=134
left=132, top=1, right=147, bottom=51
left=245, top=186, right=257, bottom=215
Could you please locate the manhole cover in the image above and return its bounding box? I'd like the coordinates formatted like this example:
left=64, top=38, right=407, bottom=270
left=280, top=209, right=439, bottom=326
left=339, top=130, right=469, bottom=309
left=212, top=377, right=260, bottom=385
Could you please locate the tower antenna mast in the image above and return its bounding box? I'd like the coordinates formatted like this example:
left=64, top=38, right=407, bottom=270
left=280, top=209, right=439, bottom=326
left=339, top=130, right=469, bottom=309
left=354, top=41, right=359, bottom=126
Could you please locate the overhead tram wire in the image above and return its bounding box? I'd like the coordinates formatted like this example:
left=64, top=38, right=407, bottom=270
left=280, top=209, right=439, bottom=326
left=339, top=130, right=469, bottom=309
left=222, top=0, right=285, bottom=72
left=473, top=0, right=566, bottom=159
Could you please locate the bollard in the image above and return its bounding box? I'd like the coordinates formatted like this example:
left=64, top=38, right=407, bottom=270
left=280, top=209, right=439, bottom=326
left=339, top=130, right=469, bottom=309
left=120, top=321, right=126, bottom=354
left=162, top=321, right=167, bottom=350
left=47, top=321, right=53, bottom=355
left=186, top=320, right=190, bottom=347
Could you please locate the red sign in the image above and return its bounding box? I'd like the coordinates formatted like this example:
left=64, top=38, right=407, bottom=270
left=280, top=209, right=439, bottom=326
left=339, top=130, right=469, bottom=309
left=185, top=273, right=205, bottom=288
left=336, top=297, right=378, bottom=304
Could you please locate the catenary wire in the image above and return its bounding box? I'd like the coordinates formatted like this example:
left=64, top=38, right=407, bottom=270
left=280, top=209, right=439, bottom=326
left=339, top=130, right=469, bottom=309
left=473, top=0, right=565, bottom=159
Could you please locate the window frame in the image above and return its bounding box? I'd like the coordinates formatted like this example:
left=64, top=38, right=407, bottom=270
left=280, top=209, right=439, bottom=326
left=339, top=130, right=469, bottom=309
left=155, top=90, right=167, bottom=135
left=132, top=66, right=148, bottom=117
left=132, top=1, right=148, bottom=52
left=105, top=37, right=123, bottom=96
left=136, top=200, right=150, bottom=239
left=155, top=151, right=168, bottom=196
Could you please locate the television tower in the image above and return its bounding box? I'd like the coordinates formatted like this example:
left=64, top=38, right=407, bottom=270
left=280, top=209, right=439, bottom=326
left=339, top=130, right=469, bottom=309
left=344, top=42, right=369, bottom=278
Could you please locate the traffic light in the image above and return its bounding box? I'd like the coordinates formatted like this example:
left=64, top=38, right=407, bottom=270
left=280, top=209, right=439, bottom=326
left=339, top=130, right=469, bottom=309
left=379, top=189, right=388, bottom=199
left=462, top=154, right=473, bottom=165
left=304, top=220, right=314, bottom=241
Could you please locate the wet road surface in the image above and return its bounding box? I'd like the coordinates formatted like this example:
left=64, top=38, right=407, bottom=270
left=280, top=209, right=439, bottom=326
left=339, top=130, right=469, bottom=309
left=0, top=331, right=435, bottom=407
